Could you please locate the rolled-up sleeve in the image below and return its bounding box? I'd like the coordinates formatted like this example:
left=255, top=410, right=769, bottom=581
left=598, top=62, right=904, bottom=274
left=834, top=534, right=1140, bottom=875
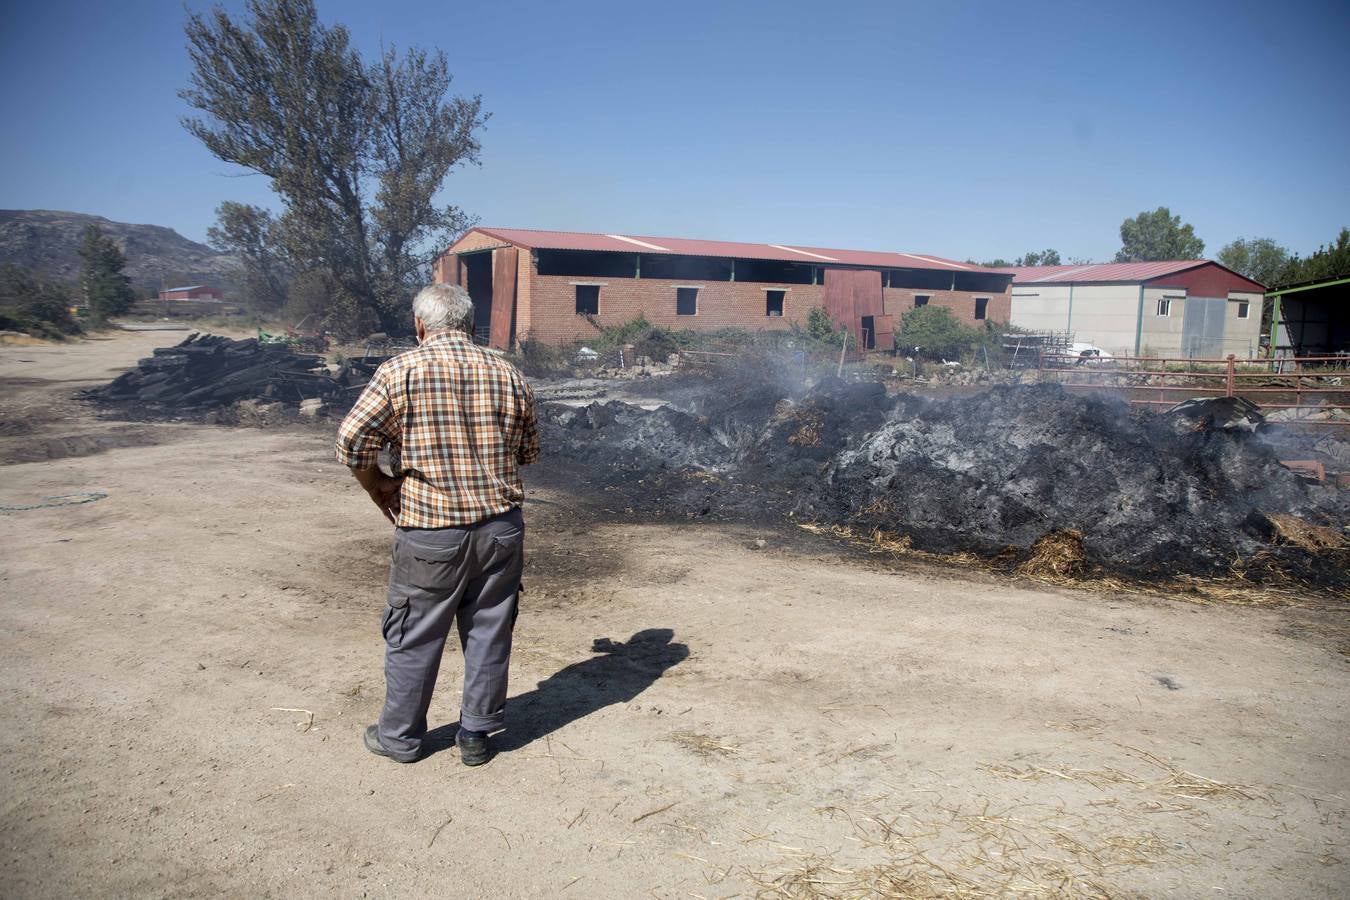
left=516, top=380, right=540, bottom=466
left=336, top=369, right=399, bottom=469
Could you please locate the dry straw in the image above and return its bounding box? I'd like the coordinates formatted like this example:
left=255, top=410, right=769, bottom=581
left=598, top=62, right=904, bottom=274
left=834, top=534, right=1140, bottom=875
left=795, top=521, right=1349, bottom=606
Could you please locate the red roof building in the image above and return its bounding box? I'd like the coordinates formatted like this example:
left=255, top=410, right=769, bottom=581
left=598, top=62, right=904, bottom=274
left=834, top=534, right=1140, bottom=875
left=1004, top=261, right=1266, bottom=358
left=158, top=285, right=222, bottom=301
left=434, top=227, right=1013, bottom=350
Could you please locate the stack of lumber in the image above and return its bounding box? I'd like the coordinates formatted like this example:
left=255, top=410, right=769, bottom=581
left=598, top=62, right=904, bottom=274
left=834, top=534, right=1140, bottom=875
left=89, top=333, right=339, bottom=409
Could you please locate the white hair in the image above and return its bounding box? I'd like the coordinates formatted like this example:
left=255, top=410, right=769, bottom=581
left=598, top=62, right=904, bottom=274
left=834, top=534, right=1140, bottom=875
left=412, top=283, right=475, bottom=331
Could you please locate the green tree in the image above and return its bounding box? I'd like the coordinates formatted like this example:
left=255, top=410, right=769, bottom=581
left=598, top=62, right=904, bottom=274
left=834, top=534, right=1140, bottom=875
left=1274, top=227, right=1350, bottom=287
left=0, top=264, right=80, bottom=337
left=78, top=225, right=136, bottom=326
left=805, top=305, right=842, bottom=342
left=896, top=306, right=981, bottom=360
left=974, top=250, right=1061, bottom=268
left=1216, top=237, right=1289, bottom=287
left=1018, top=249, right=1061, bottom=267
left=1114, top=207, right=1205, bottom=262
left=207, top=201, right=290, bottom=311
left=181, top=0, right=488, bottom=335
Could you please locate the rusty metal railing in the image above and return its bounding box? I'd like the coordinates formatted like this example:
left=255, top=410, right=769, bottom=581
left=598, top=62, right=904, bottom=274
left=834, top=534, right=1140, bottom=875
left=1036, top=353, right=1350, bottom=427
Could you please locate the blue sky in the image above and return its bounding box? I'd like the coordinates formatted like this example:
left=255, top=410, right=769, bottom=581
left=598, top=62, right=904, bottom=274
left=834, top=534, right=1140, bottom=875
left=1, top=0, right=1346, bottom=263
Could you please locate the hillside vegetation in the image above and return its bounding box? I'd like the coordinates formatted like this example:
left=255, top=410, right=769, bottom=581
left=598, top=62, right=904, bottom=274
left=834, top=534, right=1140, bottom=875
left=0, top=209, right=239, bottom=293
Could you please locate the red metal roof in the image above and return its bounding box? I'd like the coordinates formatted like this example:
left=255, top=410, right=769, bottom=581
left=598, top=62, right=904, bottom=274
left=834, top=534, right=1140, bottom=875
left=468, top=227, right=989, bottom=273
left=1001, top=261, right=1210, bottom=284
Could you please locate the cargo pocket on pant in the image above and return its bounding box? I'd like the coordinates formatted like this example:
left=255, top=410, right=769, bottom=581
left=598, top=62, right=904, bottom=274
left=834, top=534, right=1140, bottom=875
left=382, top=595, right=411, bottom=648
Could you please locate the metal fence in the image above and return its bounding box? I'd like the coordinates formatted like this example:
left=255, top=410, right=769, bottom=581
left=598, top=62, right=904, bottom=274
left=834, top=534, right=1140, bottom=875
left=1035, top=353, right=1350, bottom=428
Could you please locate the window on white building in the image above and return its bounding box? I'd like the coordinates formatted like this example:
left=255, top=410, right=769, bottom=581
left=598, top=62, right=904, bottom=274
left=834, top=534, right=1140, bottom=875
left=1156, top=298, right=1171, bottom=317
left=1237, top=300, right=1250, bottom=319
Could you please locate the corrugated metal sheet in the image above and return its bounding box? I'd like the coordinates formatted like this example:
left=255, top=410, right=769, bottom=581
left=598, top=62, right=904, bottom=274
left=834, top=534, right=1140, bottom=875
left=471, top=227, right=982, bottom=273
left=1002, top=261, right=1207, bottom=284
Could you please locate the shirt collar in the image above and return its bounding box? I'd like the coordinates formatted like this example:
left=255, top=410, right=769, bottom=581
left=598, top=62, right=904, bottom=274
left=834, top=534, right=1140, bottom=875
left=421, top=330, right=472, bottom=347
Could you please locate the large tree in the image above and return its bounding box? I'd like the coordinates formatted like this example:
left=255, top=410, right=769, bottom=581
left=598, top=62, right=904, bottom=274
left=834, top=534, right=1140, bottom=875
left=207, top=201, right=290, bottom=311
left=1274, top=227, right=1350, bottom=287
left=181, top=0, right=487, bottom=334
left=78, top=225, right=136, bottom=326
left=974, top=249, right=1062, bottom=268
left=1216, top=237, right=1289, bottom=287
left=1018, top=249, right=1061, bottom=267
left=1114, top=207, right=1205, bottom=262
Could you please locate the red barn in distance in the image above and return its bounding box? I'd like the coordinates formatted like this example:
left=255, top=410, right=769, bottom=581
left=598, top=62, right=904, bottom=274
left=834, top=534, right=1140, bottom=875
left=158, top=284, right=222, bottom=301
left=433, top=227, right=1012, bottom=351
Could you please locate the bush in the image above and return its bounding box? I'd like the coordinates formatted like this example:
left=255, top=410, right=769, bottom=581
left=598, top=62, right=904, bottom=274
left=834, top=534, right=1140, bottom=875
left=587, top=315, right=694, bottom=362
left=285, top=269, right=377, bottom=339
left=0, top=264, right=80, bottom=338
left=895, top=306, right=982, bottom=360
left=513, top=334, right=570, bottom=377
left=805, top=306, right=840, bottom=342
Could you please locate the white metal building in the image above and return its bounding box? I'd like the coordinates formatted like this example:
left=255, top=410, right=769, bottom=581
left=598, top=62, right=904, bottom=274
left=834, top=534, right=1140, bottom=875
left=1005, top=261, right=1266, bottom=359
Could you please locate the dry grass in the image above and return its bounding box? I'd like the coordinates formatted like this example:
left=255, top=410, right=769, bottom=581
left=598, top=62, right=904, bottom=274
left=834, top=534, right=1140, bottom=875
left=744, top=796, right=1171, bottom=899
left=1017, top=530, right=1087, bottom=579
left=795, top=522, right=1344, bottom=607
left=981, top=745, right=1261, bottom=803
left=669, top=730, right=742, bottom=758
left=1266, top=514, right=1347, bottom=553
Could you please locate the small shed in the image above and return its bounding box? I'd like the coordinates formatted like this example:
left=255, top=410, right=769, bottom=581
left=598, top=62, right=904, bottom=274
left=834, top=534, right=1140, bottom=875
left=1005, top=261, right=1265, bottom=359
left=1267, top=276, right=1350, bottom=359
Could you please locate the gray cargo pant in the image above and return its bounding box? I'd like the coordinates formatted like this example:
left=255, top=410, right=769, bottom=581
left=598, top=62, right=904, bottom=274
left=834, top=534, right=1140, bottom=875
left=376, top=507, right=524, bottom=761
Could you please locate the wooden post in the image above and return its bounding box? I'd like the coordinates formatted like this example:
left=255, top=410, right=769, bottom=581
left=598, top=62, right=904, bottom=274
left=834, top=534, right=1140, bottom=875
left=1225, top=354, right=1236, bottom=397
left=836, top=330, right=849, bottom=378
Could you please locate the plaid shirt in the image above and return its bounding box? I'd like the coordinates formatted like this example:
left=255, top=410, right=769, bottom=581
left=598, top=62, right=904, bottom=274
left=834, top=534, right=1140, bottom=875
left=336, top=331, right=540, bottom=528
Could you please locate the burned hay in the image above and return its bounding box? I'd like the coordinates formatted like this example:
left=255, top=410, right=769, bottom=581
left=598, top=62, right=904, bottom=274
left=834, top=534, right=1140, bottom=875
left=542, top=377, right=1349, bottom=589
left=1265, top=513, right=1347, bottom=553
left=1016, top=529, right=1088, bottom=580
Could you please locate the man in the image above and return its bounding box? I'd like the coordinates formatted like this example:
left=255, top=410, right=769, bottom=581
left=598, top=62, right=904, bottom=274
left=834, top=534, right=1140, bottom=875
left=336, top=283, right=539, bottom=766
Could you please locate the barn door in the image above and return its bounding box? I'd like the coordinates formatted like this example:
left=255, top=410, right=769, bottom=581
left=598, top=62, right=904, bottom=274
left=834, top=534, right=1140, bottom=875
left=489, top=247, right=518, bottom=350
left=1181, top=296, right=1225, bottom=358
left=823, top=269, right=884, bottom=350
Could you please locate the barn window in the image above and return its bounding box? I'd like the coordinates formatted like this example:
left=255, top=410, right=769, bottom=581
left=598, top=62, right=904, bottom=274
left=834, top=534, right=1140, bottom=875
left=676, top=287, right=698, bottom=316
left=974, top=297, right=989, bottom=320
left=1237, top=300, right=1250, bottom=319
left=914, top=295, right=930, bottom=308
left=575, top=284, right=600, bottom=315
left=765, top=290, right=785, bottom=317
left=1156, top=298, right=1171, bottom=317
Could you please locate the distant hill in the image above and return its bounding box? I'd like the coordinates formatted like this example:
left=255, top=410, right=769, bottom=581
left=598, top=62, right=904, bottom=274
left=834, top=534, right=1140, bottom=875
left=0, top=209, right=241, bottom=295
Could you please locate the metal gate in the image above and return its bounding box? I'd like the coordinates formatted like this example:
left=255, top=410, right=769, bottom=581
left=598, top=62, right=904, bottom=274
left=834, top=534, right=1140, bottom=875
left=1181, top=296, right=1226, bottom=358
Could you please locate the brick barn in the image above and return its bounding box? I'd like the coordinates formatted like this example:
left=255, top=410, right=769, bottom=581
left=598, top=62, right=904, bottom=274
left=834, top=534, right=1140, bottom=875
left=433, top=228, right=1012, bottom=350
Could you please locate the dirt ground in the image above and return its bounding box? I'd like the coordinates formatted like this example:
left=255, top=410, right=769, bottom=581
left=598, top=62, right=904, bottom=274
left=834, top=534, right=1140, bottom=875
left=1, top=330, right=1347, bottom=898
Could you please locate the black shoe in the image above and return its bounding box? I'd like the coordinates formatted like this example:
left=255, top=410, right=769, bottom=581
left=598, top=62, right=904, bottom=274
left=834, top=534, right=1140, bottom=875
left=364, top=724, right=419, bottom=763
left=456, top=728, right=493, bottom=766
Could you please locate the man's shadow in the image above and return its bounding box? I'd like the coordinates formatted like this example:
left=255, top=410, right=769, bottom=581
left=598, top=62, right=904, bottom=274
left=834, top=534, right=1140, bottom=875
left=424, top=628, right=688, bottom=756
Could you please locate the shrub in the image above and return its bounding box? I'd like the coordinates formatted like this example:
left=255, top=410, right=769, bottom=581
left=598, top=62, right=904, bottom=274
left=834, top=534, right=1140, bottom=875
left=513, top=334, right=570, bottom=377
left=895, top=306, right=982, bottom=360
left=805, top=306, right=840, bottom=342
left=0, top=264, right=80, bottom=338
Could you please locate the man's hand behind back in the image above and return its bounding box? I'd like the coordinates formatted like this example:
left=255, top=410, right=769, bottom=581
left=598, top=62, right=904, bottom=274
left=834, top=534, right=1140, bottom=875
left=353, top=467, right=404, bottom=524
